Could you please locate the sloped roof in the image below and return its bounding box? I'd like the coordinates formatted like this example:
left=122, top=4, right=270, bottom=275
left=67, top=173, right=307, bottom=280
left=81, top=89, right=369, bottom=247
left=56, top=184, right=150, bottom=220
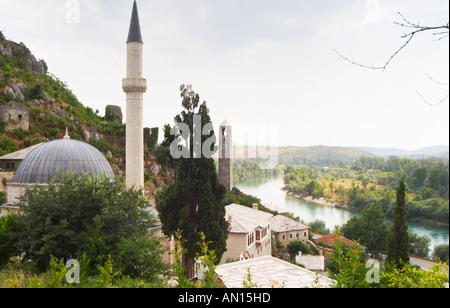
left=215, top=256, right=335, bottom=288
left=315, top=233, right=366, bottom=249
left=269, top=215, right=309, bottom=232
left=0, top=143, right=45, bottom=160
left=226, top=203, right=273, bottom=234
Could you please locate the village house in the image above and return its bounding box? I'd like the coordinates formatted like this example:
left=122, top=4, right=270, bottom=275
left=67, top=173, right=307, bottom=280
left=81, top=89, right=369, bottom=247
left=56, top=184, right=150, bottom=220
left=269, top=214, right=309, bottom=247
left=313, top=233, right=367, bottom=261
left=220, top=203, right=273, bottom=264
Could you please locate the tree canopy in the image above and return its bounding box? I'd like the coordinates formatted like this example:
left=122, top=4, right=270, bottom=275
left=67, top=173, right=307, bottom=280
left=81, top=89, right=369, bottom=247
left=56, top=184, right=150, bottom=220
left=156, top=85, right=228, bottom=278
left=9, top=173, right=166, bottom=281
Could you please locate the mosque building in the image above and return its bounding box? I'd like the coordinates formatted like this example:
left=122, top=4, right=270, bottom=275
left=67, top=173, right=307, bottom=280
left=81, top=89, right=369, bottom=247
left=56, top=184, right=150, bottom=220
left=0, top=1, right=146, bottom=215
left=1, top=130, right=114, bottom=215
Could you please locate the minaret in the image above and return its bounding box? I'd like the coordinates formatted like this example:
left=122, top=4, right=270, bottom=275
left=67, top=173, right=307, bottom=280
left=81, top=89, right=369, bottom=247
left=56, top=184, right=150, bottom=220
left=123, top=0, right=147, bottom=188
left=218, top=121, right=233, bottom=191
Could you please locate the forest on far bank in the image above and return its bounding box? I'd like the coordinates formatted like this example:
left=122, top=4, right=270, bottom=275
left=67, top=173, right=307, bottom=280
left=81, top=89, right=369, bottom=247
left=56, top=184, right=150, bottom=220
left=281, top=156, right=449, bottom=225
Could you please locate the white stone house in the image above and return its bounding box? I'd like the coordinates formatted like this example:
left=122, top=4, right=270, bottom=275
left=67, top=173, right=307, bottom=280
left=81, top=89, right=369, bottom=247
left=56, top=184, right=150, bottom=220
left=220, top=203, right=273, bottom=264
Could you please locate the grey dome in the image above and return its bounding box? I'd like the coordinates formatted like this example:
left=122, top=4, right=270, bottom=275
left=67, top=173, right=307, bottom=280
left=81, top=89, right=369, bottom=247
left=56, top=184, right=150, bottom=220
left=12, top=139, right=115, bottom=185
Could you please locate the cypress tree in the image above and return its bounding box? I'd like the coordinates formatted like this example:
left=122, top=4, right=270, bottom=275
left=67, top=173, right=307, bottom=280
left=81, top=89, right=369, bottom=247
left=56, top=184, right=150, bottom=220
left=156, top=85, right=227, bottom=279
left=387, top=181, right=410, bottom=269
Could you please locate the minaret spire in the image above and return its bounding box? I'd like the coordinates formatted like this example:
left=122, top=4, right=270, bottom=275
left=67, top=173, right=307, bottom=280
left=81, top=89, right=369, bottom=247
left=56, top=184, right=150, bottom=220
left=123, top=0, right=147, bottom=189
left=127, top=0, right=143, bottom=43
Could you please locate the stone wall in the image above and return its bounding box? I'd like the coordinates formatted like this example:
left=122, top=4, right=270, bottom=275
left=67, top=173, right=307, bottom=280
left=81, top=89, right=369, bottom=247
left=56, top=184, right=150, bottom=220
left=0, top=171, right=15, bottom=193
left=275, top=229, right=309, bottom=247
left=6, top=184, right=27, bottom=205
left=105, top=105, right=123, bottom=122
left=0, top=101, right=29, bottom=131
left=296, top=252, right=325, bottom=271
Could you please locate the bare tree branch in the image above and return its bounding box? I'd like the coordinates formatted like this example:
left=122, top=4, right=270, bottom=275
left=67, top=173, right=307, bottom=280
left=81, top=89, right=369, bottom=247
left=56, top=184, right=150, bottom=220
left=417, top=92, right=449, bottom=107
left=334, top=12, right=449, bottom=107
left=426, top=73, right=449, bottom=86
left=334, top=12, right=449, bottom=71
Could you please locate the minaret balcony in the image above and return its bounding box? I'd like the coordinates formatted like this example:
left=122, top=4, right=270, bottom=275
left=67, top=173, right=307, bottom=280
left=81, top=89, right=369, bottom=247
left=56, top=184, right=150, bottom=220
left=122, top=78, right=147, bottom=93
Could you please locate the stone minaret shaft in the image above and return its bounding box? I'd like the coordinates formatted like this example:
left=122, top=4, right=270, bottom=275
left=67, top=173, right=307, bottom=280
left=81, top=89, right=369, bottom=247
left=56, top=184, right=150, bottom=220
left=123, top=1, right=147, bottom=188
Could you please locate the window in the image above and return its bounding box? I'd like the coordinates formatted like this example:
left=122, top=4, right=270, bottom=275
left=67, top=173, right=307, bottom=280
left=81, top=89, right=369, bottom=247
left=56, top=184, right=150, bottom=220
left=248, top=232, right=255, bottom=247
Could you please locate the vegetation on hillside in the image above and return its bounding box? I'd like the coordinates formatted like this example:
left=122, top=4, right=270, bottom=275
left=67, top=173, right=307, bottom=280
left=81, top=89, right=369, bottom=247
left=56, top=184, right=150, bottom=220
left=232, top=159, right=281, bottom=182
left=0, top=33, right=121, bottom=154
left=283, top=156, right=449, bottom=225
left=277, top=146, right=375, bottom=167
left=0, top=32, right=171, bottom=191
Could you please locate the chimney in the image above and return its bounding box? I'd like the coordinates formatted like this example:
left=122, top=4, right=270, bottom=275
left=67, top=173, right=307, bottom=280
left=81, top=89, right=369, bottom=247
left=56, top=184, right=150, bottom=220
left=252, top=203, right=258, bottom=210
left=227, top=215, right=232, bottom=230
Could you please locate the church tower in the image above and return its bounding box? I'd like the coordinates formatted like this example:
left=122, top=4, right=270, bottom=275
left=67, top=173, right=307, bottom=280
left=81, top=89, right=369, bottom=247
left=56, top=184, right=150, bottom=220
left=218, top=121, right=233, bottom=191
left=123, top=1, right=147, bottom=188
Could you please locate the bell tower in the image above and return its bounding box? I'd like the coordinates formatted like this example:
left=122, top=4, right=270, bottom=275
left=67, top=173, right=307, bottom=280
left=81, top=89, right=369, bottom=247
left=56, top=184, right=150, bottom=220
left=218, top=121, right=233, bottom=191
left=123, top=0, right=147, bottom=188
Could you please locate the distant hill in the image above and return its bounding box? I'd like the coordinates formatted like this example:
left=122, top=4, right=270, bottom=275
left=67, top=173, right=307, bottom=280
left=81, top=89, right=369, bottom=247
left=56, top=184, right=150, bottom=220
left=357, top=146, right=449, bottom=159
left=276, top=145, right=375, bottom=167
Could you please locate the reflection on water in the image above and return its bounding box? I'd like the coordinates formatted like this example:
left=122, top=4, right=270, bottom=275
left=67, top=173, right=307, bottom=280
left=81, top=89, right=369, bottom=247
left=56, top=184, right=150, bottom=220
left=236, top=175, right=449, bottom=251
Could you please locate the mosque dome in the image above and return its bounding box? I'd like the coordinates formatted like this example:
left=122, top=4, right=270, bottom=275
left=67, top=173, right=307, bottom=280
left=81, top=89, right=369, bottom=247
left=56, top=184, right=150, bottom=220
left=11, top=139, right=115, bottom=185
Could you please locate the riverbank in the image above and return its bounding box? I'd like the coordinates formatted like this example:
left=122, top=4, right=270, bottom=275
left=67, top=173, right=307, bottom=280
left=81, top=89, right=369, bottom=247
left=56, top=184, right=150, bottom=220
left=282, top=184, right=342, bottom=208
left=236, top=175, right=449, bottom=250
left=282, top=184, right=448, bottom=228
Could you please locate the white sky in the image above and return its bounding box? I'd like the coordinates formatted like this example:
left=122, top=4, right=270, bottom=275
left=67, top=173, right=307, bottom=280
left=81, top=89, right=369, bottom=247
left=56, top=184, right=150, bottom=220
left=1, top=0, right=448, bottom=149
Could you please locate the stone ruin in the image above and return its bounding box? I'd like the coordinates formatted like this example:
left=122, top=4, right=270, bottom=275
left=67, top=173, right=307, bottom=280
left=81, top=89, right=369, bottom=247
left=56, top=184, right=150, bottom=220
left=0, top=101, right=29, bottom=131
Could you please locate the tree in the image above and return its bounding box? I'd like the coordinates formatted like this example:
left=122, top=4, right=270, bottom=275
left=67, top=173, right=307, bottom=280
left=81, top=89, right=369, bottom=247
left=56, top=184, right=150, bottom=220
left=341, top=202, right=388, bottom=258
left=0, top=214, right=20, bottom=266
left=387, top=181, right=410, bottom=269
left=381, top=261, right=449, bottom=288
left=12, top=173, right=167, bottom=281
left=432, top=244, right=449, bottom=262
left=327, top=229, right=369, bottom=288
left=156, top=85, right=228, bottom=279
left=408, top=233, right=431, bottom=259
left=286, top=240, right=312, bottom=260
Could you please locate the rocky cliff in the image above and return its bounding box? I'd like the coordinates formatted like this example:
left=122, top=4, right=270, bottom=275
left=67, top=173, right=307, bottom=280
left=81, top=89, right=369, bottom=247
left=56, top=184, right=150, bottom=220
left=0, top=31, right=171, bottom=195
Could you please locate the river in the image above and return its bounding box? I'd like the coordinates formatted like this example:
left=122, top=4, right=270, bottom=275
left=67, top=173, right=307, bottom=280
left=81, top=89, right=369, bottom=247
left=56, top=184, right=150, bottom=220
left=235, top=175, right=449, bottom=252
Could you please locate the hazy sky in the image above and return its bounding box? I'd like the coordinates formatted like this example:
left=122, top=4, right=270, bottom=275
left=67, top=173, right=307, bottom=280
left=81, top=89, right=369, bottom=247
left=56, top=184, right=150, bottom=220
left=1, top=0, right=448, bottom=149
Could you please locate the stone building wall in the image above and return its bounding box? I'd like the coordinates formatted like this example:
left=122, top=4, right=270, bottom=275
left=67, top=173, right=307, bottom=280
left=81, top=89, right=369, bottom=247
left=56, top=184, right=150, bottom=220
left=0, top=171, right=15, bottom=193
left=218, top=123, right=233, bottom=190
left=0, top=101, right=29, bottom=131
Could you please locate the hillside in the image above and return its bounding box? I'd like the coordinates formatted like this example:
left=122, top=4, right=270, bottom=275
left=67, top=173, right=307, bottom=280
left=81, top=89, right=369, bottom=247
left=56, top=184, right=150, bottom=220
left=357, top=146, right=449, bottom=159
left=0, top=32, right=170, bottom=194
left=276, top=145, right=375, bottom=167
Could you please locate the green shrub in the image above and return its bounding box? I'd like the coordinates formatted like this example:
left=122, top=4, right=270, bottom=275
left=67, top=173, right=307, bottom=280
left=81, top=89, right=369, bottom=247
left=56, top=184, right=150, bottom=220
left=0, top=136, right=19, bottom=156
left=24, top=83, right=44, bottom=100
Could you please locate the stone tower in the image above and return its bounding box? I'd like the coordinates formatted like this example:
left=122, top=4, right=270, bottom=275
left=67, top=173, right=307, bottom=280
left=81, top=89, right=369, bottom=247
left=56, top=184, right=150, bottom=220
left=218, top=121, right=233, bottom=191
left=123, top=0, right=147, bottom=188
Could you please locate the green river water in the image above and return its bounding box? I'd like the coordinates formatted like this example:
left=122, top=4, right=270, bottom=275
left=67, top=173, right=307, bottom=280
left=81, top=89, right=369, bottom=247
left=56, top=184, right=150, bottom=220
left=235, top=175, right=449, bottom=252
